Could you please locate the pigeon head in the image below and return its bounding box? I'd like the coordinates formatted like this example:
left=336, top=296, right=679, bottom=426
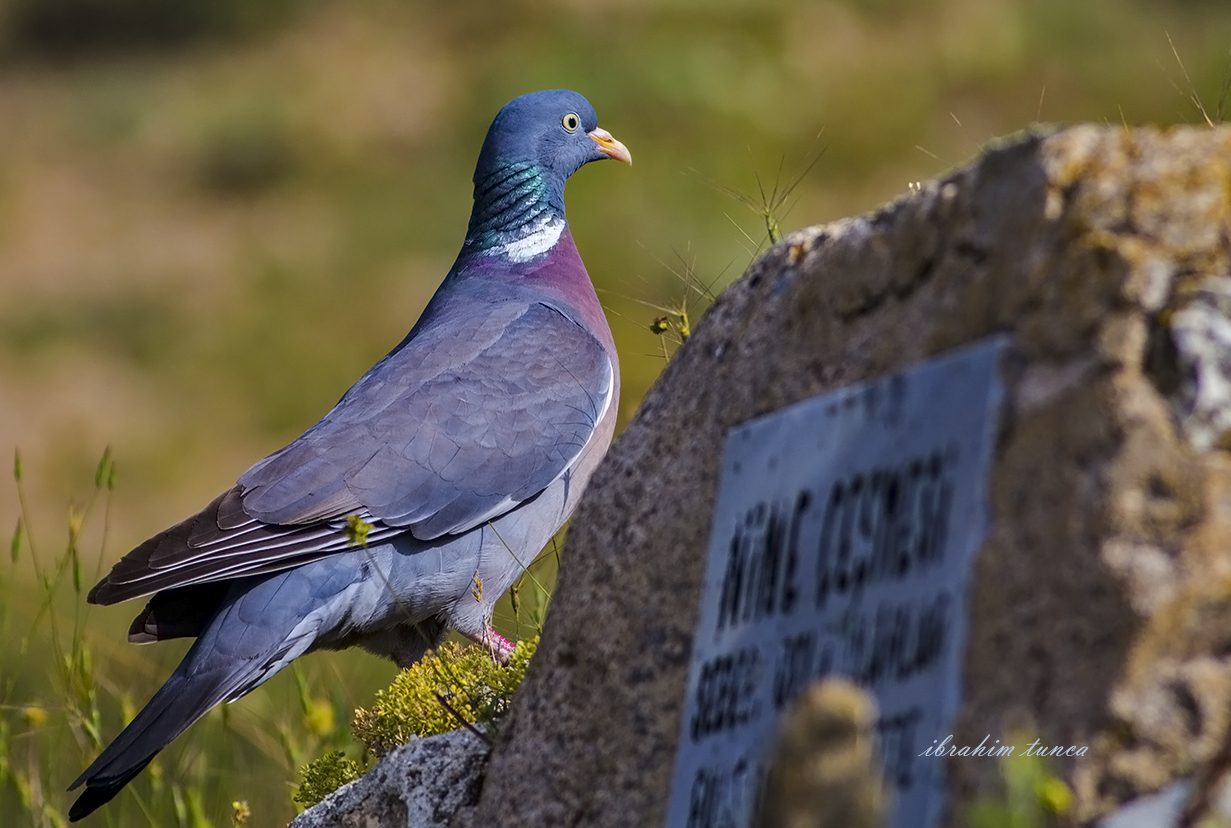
left=474, top=89, right=631, bottom=187
left=466, top=89, right=630, bottom=261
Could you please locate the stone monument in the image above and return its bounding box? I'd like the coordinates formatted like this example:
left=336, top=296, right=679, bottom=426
left=467, top=125, right=1231, bottom=828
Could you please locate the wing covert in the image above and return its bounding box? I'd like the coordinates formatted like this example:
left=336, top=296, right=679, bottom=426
left=238, top=301, right=613, bottom=539
left=91, top=301, right=613, bottom=605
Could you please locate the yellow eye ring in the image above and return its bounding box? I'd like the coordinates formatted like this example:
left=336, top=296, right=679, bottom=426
left=562, top=113, right=580, bottom=132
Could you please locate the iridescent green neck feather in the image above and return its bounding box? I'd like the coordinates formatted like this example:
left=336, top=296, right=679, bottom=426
left=465, top=163, right=567, bottom=263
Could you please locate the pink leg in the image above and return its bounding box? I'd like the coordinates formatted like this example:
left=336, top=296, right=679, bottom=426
left=469, top=628, right=514, bottom=665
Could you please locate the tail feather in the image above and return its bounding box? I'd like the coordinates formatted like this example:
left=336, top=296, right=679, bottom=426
left=67, top=661, right=252, bottom=821
left=69, top=549, right=363, bottom=820
left=67, top=761, right=153, bottom=822
left=127, top=582, right=231, bottom=643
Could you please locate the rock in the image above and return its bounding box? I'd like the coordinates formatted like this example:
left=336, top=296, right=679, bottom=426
left=291, top=729, right=488, bottom=828
left=1096, top=776, right=1231, bottom=828
left=466, top=125, right=1231, bottom=827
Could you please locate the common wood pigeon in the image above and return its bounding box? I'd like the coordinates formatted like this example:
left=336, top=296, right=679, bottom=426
left=68, top=88, right=629, bottom=820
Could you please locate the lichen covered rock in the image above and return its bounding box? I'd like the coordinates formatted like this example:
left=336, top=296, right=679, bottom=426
left=467, top=125, right=1231, bottom=827
left=291, top=729, right=488, bottom=828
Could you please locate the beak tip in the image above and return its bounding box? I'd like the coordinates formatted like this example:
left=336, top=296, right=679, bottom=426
left=589, top=128, right=632, bottom=166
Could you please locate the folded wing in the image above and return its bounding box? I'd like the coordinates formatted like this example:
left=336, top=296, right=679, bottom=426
left=90, top=301, right=612, bottom=605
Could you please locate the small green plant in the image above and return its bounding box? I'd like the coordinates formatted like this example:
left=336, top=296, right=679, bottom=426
left=291, top=751, right=361, bottom=809
left=231, top=799, right=251, bottom=825
left=641, top=250, right=715, bottom=360
left=709, top=141, right=825, bottom=251
left=3, top=448, right=115, bottom=828
left=610, top=244, right=724, bottom=365
left=1165, top=32, right=1230, bottom=127
left=293, top=636, right=538, bottom=809
left=965, top=731, right=1074, bottom=828
left=633, top=148, right=824, bottom=365
left=343, top=514, right=372, bottom=548
left=354, top=636, right=538, bottom=753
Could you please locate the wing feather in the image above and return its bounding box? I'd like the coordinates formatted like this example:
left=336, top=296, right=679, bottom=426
left=239, top=301, right=612, bottom=536
left=89, top=299, right=613, bottom=605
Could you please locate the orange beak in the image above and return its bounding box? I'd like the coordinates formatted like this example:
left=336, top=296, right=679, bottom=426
left=588, top=127, right=632, bottom=165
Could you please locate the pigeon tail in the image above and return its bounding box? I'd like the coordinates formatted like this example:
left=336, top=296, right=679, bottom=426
left=67, top=651, right=256, bottom=820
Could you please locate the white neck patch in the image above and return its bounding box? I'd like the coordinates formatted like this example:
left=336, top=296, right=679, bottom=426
left=487, top=214, right=565, bottom=263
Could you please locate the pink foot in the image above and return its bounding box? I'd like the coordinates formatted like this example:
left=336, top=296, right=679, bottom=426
left=472, top=628, right=514, bottom=664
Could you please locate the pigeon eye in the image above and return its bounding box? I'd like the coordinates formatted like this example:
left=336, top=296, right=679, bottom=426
left=562, top=113, right=580, bottom=132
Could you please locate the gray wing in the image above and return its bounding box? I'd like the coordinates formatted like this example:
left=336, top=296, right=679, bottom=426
left=89, top=301, right=612, bottom=606
left=239, top=300, right=613, bottom=537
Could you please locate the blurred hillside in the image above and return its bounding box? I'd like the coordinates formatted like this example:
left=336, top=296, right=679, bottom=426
left=0, top=0, right=1229, bottom=823
left=3, top=0, right=1230, bottom=565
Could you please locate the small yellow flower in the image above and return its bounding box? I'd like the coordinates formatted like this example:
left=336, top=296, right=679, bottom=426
left=22, top=706, right=48, bottom=728
left=1037, top=777, right=1073, bottom=814
left=304, top=699, right=336, bottom=737
left=344, top=515, right=372, bottom=547
left=67, top=505, right=84, bottom=540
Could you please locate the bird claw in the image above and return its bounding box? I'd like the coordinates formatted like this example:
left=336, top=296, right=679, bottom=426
left=473, top=628, right=514, bottom=665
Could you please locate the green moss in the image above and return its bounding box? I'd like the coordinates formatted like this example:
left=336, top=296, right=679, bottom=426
left=292, top=751, right=361, bottom=809
left=353, top=637, right=537, bottom=757
left=293, top=636, right=538, bottom=809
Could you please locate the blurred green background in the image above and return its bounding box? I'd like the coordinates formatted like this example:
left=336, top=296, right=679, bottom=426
left=1, top=0, right=1229, bottom=824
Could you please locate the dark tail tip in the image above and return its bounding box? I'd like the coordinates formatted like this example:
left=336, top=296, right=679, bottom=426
left=67, top=761, right=150, bottom=822
left=65, top=668, right=212, bottom=820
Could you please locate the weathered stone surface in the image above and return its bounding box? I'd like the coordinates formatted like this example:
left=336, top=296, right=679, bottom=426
left=1097, top=778, right=1231, bottom=828
left=469, top=125, right=1231, bottom=827
left=292, top=729, right=488, bottom=828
